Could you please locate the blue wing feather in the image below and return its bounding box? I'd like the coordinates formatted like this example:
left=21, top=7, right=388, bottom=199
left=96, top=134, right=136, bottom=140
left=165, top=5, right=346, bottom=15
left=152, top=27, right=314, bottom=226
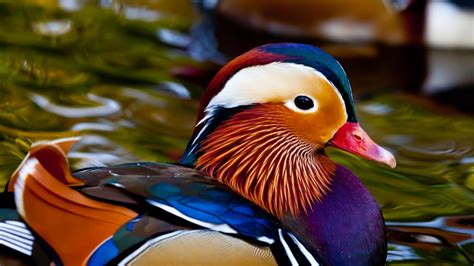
left=75, top=162, right=278, bottom=244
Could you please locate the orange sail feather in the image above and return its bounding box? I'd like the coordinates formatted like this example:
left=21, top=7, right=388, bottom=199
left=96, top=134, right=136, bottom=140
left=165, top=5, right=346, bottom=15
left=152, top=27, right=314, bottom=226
left=12, top=138, right=137, bottom=266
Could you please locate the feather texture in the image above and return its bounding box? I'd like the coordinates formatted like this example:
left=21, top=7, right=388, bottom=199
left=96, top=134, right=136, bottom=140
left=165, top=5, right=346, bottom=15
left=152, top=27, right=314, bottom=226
left=197, top=104, right=336, bottom=218
left=12, top=139, right=137, bottom=265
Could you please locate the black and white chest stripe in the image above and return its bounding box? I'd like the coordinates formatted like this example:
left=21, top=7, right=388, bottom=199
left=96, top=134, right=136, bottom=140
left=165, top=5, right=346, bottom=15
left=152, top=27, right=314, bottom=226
left=0, top=219, right=34, bottom=256
left=273, top=228, right=320, bottom=266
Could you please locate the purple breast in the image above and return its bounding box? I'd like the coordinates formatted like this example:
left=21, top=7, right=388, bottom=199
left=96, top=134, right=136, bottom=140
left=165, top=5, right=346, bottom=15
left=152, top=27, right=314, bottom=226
left=282, top=165, right=387, bottom=266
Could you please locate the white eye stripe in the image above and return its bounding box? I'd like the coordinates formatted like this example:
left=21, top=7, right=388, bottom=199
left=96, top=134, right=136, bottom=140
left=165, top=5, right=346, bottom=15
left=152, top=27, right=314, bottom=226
left=205, top=62, right=331, bottom=111
left=284, top=94, right=319, bottom=113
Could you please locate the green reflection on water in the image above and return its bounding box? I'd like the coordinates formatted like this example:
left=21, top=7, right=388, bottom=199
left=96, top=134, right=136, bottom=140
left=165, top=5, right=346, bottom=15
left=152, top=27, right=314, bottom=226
left=0, top=1, right=472, bottom=264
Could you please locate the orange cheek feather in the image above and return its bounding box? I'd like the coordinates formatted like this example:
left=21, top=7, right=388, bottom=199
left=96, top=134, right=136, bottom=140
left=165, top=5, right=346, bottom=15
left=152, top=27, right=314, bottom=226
left=283, top=84, right=347, bottom=146
left=197, top=104, right=337, bottom=218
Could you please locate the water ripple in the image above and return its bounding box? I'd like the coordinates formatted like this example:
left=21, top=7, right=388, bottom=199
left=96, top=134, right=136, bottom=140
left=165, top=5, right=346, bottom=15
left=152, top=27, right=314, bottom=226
left=30, top=93, right=121, bottom=118
left=32, top=20, right=72, bottom=36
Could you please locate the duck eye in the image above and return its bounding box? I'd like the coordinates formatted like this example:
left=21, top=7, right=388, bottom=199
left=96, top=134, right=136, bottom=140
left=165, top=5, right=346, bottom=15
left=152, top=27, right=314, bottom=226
left=294, top=96, right=314, bottom=110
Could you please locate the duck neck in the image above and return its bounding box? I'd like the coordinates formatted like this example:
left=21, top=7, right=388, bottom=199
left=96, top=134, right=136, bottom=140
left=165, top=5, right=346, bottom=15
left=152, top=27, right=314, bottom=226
left=180, top=106, right=336, bottom=218
left=282, top=164, right=387, bottom=266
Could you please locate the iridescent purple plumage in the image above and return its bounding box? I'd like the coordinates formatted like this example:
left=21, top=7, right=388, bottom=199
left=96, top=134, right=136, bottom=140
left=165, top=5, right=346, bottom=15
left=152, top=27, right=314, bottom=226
left=283, top=165, right=387, bottom=265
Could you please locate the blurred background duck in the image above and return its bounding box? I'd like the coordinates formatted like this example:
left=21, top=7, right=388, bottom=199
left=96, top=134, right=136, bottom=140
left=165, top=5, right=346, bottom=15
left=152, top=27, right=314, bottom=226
left=0, top=43, right=396, bottom=265
left=211, top=0, right=473, bottom=48
left=190, top=0, right=474, bottom=113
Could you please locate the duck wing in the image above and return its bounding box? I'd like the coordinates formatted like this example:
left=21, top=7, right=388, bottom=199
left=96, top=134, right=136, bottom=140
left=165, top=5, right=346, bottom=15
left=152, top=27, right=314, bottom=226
left=74, top=162, right=278, bottom=244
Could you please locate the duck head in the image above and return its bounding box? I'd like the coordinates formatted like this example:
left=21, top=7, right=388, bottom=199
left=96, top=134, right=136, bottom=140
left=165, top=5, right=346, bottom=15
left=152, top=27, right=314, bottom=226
left=180, top=43, right=395, bottom=218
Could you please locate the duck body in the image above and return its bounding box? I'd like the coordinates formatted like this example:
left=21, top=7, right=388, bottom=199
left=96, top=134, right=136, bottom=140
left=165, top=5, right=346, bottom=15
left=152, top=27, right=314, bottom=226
left=0, top=43, right=395, bottom=265
left=84, top=163, right=387, bottom=266
left=0, top=160, right=385, bottom=265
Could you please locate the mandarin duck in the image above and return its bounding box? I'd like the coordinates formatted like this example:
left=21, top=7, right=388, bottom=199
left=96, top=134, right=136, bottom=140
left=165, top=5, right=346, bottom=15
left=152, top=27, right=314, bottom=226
left=0, top=43, right=396, bottom=266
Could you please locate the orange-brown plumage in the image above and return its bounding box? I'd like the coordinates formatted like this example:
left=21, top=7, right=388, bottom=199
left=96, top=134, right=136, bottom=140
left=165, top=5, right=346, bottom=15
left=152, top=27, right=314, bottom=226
left=12, top=139, right=137, bottom=265
left=196, top=104, right=336, bottom=218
